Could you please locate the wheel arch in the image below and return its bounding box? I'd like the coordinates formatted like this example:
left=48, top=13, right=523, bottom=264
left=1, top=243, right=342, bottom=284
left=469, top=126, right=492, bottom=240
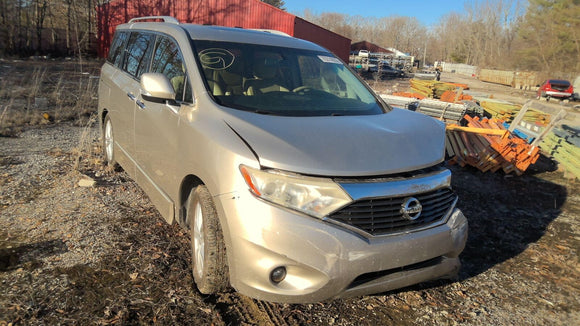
left=178, top=175, right=204, bottom=227
left=179, top=174, right=236, bottom=280
left=100, top=108, right=109, bottom=131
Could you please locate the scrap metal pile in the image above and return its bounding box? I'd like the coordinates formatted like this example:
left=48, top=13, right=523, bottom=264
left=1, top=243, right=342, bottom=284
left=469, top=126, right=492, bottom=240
left=445, top=115, right=540, bottom=175
left=381, top=79, right=579, bottom=177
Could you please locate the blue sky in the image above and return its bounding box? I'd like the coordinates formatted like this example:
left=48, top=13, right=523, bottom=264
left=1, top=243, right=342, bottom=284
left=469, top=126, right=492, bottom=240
left=285, top=0, right=467, bottom=27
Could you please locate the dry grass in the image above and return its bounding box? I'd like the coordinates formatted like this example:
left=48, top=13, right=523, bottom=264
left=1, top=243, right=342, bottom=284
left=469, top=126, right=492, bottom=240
left=0, top=59, right=102, bottom=137
left=73, top=113, right=101, bottom=171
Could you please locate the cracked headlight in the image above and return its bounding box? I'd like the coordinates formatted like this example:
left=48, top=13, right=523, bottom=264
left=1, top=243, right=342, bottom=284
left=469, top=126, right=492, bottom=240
left=240, top=165, right=352, bottom=218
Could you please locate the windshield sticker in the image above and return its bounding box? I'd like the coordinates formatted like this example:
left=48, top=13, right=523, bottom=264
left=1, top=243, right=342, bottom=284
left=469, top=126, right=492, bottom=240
left=318, top=55, right=342, bottom=64
left=199, top=48, right=235, bottom=70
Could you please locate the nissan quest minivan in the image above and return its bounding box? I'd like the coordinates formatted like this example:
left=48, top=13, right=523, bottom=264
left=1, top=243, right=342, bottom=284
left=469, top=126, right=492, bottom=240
left=98, top=16, right=468, bottom=303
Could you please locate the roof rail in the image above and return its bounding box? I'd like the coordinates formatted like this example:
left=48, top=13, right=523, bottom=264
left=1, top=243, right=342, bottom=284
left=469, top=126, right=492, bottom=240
left=128, top=16, right=179, bottom=24
left=250, top=29, right=290, bottom=37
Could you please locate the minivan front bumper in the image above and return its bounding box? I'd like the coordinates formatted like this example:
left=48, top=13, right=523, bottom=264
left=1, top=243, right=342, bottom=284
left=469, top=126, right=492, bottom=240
left=214, top=190, right=468, bottom=303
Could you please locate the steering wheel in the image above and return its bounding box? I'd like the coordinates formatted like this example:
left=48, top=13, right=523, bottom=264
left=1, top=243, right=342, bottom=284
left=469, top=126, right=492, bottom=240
left=292, top=86, right=313, bottom=94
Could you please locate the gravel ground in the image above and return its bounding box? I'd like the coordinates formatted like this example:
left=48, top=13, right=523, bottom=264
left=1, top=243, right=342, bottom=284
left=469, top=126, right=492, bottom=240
left=0, top=68, right=579, bottom=325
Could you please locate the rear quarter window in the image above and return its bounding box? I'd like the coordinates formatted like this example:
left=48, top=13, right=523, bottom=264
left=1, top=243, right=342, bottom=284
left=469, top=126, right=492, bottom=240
left=107, top=31, right=129, bottom=68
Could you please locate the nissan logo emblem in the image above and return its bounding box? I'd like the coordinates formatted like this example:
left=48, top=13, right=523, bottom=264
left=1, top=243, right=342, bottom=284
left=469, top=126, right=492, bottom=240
left=400, top=197, right=422, bottom=220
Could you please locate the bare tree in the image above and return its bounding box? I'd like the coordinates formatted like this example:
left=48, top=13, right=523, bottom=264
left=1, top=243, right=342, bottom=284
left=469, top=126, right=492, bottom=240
left=35, top=0, right=48, bottom=53
left=430, top=0, right=524, bottom=68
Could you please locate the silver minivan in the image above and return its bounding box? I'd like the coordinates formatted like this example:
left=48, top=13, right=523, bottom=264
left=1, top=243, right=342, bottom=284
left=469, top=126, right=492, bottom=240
left=98, top=16, right=468, bottom=303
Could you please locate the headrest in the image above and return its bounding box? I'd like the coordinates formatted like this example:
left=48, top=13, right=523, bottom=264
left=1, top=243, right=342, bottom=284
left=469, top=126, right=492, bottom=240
left=254, top=53, right=281, bottom=79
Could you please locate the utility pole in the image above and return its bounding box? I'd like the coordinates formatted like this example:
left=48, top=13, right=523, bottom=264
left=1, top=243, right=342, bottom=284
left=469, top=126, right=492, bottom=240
left=422, top=39, right=427, bottom=69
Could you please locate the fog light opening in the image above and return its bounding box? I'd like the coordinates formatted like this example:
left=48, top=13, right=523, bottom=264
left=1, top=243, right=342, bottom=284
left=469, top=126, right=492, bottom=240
left=270, top=266, right=287, bottom=284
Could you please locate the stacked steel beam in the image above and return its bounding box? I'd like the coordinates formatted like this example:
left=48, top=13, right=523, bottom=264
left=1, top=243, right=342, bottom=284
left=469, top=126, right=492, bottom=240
left=439, top=90, right=473, bottom=103
left=379, top=94, right=419, bottom=110
left=380, top=95, right=467, bottom=123
left=480, top=100, right=551, bottom=126
left=539, top=125, right=580, bottom=179
left=418, top=99, right=467, bottom=121
left=446, top=115, right=541, bottom=175
left=409, top=79, right=469, bottom=98
left=392, top=92, right=425, bottom=100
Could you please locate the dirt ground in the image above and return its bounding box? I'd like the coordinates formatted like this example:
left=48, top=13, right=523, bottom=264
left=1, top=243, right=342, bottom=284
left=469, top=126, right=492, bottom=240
left=1, top=60, right=579, bottom=325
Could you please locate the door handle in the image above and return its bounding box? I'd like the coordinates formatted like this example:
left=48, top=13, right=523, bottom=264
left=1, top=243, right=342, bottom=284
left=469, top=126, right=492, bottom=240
left=136, top=100, right=146, bottom=109
left=127, top=92, right=136, bottom=101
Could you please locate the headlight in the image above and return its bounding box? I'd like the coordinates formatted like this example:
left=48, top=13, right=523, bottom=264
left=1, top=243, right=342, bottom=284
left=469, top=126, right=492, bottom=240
left=239, top=165, right=352, bottom=218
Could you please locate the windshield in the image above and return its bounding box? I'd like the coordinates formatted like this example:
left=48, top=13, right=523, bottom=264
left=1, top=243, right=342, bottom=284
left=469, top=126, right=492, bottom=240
left=193, top=40, right=387, bottom=116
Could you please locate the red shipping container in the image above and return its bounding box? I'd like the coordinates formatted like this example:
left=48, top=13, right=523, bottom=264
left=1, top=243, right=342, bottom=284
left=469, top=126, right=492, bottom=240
left=97, top=0, right=350, bottom=61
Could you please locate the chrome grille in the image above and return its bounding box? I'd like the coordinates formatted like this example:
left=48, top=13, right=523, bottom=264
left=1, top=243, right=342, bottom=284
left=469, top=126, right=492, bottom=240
left=328, top=188, right=456, bottom=236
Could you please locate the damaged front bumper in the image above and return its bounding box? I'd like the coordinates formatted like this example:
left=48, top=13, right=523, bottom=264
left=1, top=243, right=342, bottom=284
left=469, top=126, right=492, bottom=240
left=215, top=185, right=468, bottom=303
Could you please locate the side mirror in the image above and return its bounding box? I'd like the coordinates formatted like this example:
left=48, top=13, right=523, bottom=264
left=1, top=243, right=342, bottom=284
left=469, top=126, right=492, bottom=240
left=140, top=73, right=176, bottom=101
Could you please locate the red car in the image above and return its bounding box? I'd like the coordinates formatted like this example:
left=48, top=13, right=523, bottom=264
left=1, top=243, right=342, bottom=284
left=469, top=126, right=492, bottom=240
left=537, top=79, right=574, bottom=99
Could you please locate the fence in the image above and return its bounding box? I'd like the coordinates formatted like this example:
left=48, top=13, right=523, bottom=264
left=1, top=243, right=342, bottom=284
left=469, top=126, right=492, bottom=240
left=441, top=63, right=477, bottom=76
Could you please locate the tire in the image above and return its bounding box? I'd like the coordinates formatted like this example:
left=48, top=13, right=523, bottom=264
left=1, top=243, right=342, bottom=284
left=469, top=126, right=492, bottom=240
left=103, top=115, right=116, bottom=167
left=187, top=185, right=229, bottom=294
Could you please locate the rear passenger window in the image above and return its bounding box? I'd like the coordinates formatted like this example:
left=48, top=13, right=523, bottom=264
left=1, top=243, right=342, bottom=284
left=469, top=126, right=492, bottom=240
left=151, top=36, right=191, bottom=103
left=107, top=32, right=129, bottom=68
left=123, top=32, right=155, bottom=78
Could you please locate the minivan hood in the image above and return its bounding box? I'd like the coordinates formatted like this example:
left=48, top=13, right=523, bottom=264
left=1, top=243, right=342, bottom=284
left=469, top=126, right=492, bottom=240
left=223, top=108, right=445, bottom=177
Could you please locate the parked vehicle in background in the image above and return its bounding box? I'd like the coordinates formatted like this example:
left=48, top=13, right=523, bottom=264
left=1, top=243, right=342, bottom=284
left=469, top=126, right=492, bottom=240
left=377, top=62, right=407, bottom=78
left=98, top=16, right=468, bottom=304
left=572, top=76, right=580, bottom=101
left=537, top=79, right=574, bottom=100
left=363, top=59, right=406, bottom=79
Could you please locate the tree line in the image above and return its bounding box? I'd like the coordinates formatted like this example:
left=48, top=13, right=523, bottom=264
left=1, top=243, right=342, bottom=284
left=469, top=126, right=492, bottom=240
left=0, top=0, right=104, bottom=57
left=302, top=0, right=579, bottom=74
left=0, top=0, right=577, bottom=75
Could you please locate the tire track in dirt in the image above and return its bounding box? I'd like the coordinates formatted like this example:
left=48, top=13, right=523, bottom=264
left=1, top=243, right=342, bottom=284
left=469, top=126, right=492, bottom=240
left=209, top=292, right=290, bottom=326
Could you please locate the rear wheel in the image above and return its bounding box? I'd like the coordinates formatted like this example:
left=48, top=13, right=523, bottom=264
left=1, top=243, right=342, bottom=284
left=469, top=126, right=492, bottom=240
left=103, top=115, right=116, bottom=167
left=187, top=185, right=229, bottom=294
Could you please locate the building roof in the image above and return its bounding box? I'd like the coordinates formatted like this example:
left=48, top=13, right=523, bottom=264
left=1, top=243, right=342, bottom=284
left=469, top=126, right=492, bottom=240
left=351, top=41, right=393, bottom=54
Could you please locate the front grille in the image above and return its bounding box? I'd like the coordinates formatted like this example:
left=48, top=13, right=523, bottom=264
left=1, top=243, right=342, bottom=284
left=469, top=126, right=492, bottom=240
left=328, top=188, right=456, bottom=236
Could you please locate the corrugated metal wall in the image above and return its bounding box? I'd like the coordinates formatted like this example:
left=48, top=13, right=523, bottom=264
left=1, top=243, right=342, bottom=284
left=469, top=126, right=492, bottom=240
left=294, top=17, right=351, bottom=62
left=174, top=0, right=295, bottom=33
left=97, top=0, right=350, bottom=61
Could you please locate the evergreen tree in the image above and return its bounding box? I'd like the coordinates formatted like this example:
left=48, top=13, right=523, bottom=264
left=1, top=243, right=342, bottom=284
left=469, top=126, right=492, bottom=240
left=260, top=0, right=286, bottom=10
left=516, top=0, right=580, bottom=72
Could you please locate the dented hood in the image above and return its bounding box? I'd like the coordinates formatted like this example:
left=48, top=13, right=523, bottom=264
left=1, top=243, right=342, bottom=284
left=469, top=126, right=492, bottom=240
left=223, top=108, right=446, bottom=177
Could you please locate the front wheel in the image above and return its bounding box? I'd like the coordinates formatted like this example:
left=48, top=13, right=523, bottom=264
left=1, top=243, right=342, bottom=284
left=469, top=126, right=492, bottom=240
left=187, top=185, right=229, bottom=294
